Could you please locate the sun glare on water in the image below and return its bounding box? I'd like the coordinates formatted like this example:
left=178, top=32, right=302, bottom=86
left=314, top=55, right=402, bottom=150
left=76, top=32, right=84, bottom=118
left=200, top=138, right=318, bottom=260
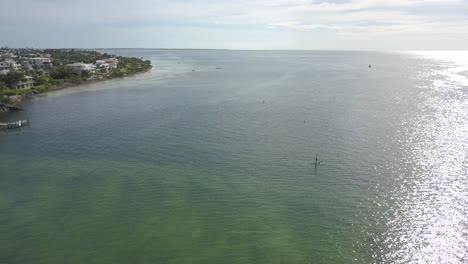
left=374, top=51, right=468, bottom=263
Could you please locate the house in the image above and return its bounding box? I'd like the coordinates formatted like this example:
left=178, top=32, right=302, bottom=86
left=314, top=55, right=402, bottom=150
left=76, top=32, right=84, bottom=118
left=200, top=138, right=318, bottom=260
left=15, top=76, right=34, bottom=89
left=0, top=60, right=22, bottom=74
left=95, top=60, right=111, bottom=67
left=95, top=60, right=106, bottom=66
left=95, top=60, right=111, bottom=71
left=29, top=57, right=52, bottom=68
left=21, top=60, right=33, bottom=71
left=67, top=62, right=96, bottom=75
left=104, top=58, right=119, bottom=68
left=0, top=61, right=9, bottom=74
left=6, top=59, right=22, bottom=71
left=1, top=52, right=17, bottom=60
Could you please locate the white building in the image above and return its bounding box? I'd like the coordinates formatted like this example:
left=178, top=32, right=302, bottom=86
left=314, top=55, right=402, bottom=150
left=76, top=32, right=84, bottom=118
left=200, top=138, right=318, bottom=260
left=0, top=60, right=22, bottom=74
left=15, top=76, right=34, bottom=89
left=95, top=60, right=111, bottom=71
left=0, top=61, right=9, bottom=74
left=29, top=57, right=52, bottom=68
left=67, top=62, right=96, bottom=75
left=95, top=60, right=106, bottom=66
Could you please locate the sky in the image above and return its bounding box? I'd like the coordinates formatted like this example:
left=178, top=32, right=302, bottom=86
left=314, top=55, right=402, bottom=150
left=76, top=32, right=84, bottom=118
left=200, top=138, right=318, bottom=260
left=1, top=0, right=468, bottom=50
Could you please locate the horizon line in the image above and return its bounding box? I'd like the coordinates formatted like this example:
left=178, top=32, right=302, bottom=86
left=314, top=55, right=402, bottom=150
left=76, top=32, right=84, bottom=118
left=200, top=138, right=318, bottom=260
left=2, top=47, right=468, bottom=52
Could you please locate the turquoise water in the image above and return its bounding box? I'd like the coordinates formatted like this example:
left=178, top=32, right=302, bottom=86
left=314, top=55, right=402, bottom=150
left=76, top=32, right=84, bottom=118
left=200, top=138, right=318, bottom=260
left=1, top=50, right=467, bottom=263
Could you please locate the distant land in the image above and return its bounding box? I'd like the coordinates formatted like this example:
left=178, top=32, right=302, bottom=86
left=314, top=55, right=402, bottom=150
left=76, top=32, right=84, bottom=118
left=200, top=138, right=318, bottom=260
left=0, top=48, right=152, bottom=112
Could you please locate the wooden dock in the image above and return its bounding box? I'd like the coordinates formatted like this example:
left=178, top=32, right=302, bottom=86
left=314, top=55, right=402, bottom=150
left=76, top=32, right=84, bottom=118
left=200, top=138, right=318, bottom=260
left=0, top=119, right=29, bottom=130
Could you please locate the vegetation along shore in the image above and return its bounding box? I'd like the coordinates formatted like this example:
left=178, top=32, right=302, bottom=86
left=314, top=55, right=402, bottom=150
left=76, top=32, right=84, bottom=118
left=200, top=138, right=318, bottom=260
left=0, top=48, right=152, bottom=112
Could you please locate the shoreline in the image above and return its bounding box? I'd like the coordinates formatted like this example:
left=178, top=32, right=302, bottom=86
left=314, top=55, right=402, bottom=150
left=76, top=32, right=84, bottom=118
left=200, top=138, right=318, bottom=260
left=47, top=66, right=153, bottom=92
left=1, top=66, right=152, bottom=113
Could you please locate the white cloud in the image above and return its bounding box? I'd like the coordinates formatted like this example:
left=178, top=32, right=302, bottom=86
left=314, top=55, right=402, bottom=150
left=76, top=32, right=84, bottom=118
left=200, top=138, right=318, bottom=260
left=0, top=0, right=467, bottom=49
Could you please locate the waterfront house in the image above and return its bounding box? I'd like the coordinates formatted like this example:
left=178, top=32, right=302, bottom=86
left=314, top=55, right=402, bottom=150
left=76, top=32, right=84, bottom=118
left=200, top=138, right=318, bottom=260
left=67, top=62, right=96, bottom=75
left=95, top=60, right=111, bottom=71
left=104, top=58, right=119, bottom=68
left=95, top=60, right=110, bottom=67
left=95, top=60, right=106, bottom=66
left=15, top=76, right=34, bottom=89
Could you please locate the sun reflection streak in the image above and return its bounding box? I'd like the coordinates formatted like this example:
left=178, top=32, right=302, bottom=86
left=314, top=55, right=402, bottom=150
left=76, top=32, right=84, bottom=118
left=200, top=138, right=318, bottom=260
left=373, top=51, right=468, bottom=263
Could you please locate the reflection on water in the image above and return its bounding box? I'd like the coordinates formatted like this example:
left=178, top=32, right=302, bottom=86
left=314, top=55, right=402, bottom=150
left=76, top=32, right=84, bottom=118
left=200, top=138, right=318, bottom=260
left=373, top=52, right=468, bottom=263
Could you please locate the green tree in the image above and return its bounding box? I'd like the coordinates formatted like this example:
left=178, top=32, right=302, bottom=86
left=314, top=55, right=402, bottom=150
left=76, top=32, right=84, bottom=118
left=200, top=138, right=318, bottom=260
left=0, top=81, right=6, bottom=91
left=33, top=74, right=49, bottom=86
left=0, top=81, right=9, bottom=104
left=50, top=65, right=76, bottom=79
left=0, top=70, right=25, bottom=89
left=81, top=69, right=91, bottom=78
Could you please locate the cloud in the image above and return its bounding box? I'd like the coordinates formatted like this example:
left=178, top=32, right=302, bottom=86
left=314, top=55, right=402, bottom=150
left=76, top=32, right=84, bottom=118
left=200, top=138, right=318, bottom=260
left=0, top=0, right=467, bottom=49
left=268, top=22, right=339, bottom=31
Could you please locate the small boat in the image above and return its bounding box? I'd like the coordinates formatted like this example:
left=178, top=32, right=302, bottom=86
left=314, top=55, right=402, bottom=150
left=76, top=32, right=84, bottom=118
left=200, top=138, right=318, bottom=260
left=368, top=64, right=372, bottom=68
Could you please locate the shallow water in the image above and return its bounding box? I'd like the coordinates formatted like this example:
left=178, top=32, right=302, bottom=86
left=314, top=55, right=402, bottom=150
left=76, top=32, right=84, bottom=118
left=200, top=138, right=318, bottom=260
left=1, top=50, right=467, bottom=263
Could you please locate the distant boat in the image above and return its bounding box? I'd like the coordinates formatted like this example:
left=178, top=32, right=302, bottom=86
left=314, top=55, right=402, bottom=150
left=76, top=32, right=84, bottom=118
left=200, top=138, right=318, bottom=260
left=216, top=67, right=222, bottom=70
left=368, top=64, right=372, bottom=68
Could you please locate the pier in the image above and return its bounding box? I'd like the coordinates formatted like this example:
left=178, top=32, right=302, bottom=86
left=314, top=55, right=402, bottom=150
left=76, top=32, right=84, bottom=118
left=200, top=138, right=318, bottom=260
left=0, top=119, right=29, bottom=130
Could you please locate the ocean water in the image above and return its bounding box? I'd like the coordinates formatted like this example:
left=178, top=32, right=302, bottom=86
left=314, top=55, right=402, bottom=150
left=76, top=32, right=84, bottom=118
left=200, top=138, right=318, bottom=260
left=1, top=50, right=467, bottom=263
